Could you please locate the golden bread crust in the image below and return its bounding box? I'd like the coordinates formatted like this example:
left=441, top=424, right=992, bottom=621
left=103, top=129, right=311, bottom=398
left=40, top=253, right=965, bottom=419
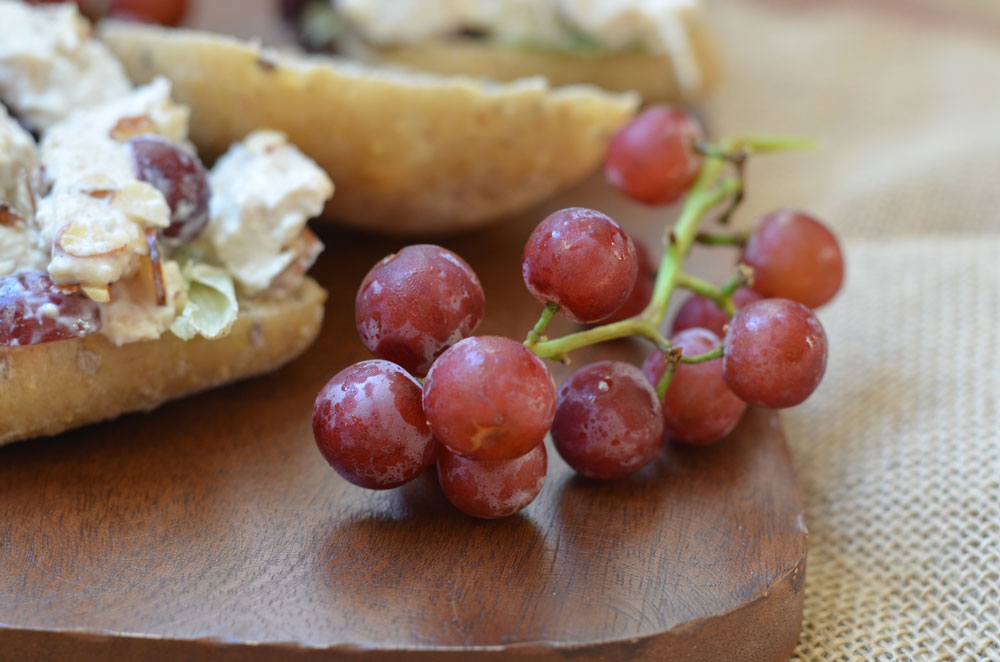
left=100, top=23, right=638, bottom=235
left=0, top=277, right=326, bottom=446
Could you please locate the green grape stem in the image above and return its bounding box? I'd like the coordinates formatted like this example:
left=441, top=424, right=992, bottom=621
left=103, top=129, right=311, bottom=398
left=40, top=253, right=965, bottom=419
left=655, top=351, right=682, bottom=401
left=676, top=271, right=737, bottom=316
left=722, top=264, right=755, bottom=296
left=528, top=317, right=672, bottom=362
left=525, top=135, right=809, bottom=363
left=524, top=302, right=559, bottom=346
left=675, top=264, right=756, bottom=318
left=694, top=231, right=749, bottom=247
left=680, top=346, right=724, bottom=364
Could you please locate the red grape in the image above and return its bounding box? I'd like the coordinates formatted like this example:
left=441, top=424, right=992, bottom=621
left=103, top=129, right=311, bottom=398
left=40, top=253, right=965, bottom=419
left=643, top=328, right=747, bottom=445
left=437, top=443, right=547, bottom=519
left=600, top=234, right=656, bottom=324
left=550, top=361, right=664, bottom=480
left=129, top=136, right=210, bottom=246
left=723, top=299, right=828, bottom=408
left=0, top=270, right=102, bottom=346
left=312, top=360, right=437, bottom=489
left=670, top=287, right=762, bottom=337
left=355, top=244, right=485, bottom=378
left=604, top=105, right=704, bottom=205
left=741, top=209, right=845, bottom=308
left=521, top=207, right=637, bottom=324
left=108, top=0, right=188, bottom=26
left=423, top=336, right=556, bottom=461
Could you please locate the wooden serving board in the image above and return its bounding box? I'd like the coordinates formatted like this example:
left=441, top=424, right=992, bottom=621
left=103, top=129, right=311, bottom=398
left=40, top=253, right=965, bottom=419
left=0, top=176, right=806, bottom=661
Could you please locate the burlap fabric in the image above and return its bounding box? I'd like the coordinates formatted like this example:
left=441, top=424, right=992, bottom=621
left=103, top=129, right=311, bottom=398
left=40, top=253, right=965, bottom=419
left=703, top=1, right=1000, bottom=659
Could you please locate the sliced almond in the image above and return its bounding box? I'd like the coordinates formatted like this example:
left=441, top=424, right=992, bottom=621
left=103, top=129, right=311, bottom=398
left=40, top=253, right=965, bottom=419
left=18, top=168, right=39, bottom=219
left=53, top=283, right=82, bottom=295
left=110, top=114, right=154, bottom=141
left=144, top=227, right=166, bottom=306
left=111, top=181, right=170, bottom=227
left=78, top=173, right=118, bottom=191
left=84, top=189, right=116, bottom=201
left=0, top=202, right=23, bottom=226
left=271, top=227, right=324, bottom=291
left=81, top=284, right=111, bottom=303
left=57, top=220, right=131, bottom=258
left=136, top=256, right=159, bottom=305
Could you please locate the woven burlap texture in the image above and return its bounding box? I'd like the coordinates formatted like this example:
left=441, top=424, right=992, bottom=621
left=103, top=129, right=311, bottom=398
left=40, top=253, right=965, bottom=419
left=702, top=1, right=1000, bottom=660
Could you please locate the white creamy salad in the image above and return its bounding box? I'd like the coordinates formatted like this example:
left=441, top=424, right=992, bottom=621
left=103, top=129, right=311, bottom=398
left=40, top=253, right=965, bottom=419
left=336, top=0, right=697, bottom=55
left=0, top=0, right=334, bottom=346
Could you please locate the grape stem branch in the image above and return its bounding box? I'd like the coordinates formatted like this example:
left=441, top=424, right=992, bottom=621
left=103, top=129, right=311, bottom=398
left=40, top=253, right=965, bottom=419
left=695, top=231, right=748, bottom=247
left=640, top=176, right=740, bottom=327
left=525, top=135, right=810, bottom=363
left=527, top=317, right=672, bottom=362
left=675, top=264, right=755, bottom=317
left=681, top=346, right=724, bottom=364
left=524, top=302, right=559, bottom=346
left=676, top=271, right=737, bottom=316
left=655, top=354, right=681, bottom=401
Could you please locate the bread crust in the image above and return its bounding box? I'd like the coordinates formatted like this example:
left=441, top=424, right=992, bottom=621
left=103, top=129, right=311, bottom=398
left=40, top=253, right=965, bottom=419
left=0, top=277, right=326, bottom=446
left=100, top=23, right=638, bottom=236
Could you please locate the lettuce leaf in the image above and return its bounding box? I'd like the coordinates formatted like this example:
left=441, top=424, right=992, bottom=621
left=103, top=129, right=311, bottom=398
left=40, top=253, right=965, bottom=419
left=169, top=263, right=239, bottom=341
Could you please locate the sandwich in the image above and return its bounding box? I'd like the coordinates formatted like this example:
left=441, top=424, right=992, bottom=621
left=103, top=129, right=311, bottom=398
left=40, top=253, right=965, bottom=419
left=0, top=1, right=333, bottom=445
left=99, top=20, right=639, bottom=235
left=287, top=0, right=719, bottom=104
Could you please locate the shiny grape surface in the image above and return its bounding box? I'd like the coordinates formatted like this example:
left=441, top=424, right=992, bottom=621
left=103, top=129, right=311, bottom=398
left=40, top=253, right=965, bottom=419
left=356, top=244, right=485, bottom=378
left=600, top=234, right=656, bottom=324
left=437, top=443, right=547, bottom=519
left=604, top=105, right=704, bottom=205
left=423, top=336, right=556, bottom=461
left=129, top=135, right=210, bottom=245
left=551, top=361, right=664, bottom=480
left=644, top=328, right=747, bottom=445
left=742, top=209, right=845, bottom=308
left=521, top=207, right=637, bottom=324
left=0, top=270, right=102, bottom=346
left=312, top=360, right=438, bottom=489
left=723, top=299, right=828, bottom=408
left=670, top=287, right=762, bottom=337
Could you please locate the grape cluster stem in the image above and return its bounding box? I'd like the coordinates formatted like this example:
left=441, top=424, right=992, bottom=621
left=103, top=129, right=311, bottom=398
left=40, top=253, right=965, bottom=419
left=694, top=231, right=749, bottom=247
left=523, top=136, right=812, bottom=366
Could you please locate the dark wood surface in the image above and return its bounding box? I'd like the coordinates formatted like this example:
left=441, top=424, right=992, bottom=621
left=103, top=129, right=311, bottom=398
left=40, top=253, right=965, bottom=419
left=0, top=172, right=807, bottom=661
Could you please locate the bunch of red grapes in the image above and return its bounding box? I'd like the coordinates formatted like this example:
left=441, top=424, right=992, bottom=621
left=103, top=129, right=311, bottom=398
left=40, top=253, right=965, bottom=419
left=313, top=106, right=845, bottom=519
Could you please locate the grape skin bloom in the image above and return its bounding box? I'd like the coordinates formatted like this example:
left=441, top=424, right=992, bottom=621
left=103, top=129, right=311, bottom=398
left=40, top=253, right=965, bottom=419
left=604, top=105, right=704, bottom=206
left=312, top=360, right=437, bottom=490
left=129, top=135, right=211, bottom=246
left=423, top=335, right=556, bottom=461
left=671, top=287, right=762, bottom=337
left=599, top=233, right=656, bottom=324
left=437, top=443, right=547, bottom=519
left=355, top=244, right=485, bottom=378
left=0, top=270, right=102, bottom=346
left=644, top=328, right=747, bottom=446
left=741, top=209, right=845, bottom=309
left=551, top=361, right=665, bottom=480
left=521, top=207, right=638, bottom=324
left=723, top=299, right=829, bottom=409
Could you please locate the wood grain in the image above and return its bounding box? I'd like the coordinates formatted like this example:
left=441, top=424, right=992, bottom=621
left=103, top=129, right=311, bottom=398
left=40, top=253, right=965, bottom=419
left=0, top=176, right=806, bottom=661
